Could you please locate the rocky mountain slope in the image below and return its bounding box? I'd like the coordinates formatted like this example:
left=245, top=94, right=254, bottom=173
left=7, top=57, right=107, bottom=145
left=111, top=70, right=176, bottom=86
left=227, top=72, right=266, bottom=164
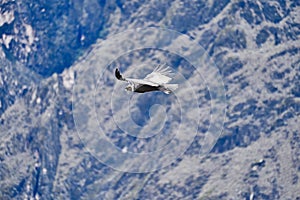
left=1, top=0, right=299, bottom=199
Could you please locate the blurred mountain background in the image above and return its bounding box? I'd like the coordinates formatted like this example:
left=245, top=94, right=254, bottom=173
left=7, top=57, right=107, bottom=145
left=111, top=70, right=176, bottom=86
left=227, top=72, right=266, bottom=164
left=1, top=0, right=300, bottom=199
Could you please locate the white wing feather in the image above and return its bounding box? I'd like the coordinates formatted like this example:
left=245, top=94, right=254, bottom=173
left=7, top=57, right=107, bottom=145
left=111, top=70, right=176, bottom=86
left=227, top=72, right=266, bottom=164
left=117, top=64, right=174, bottom=89
left=144, top=64, right=173, bottom=84
left=126, top=78, right=159, bottom=87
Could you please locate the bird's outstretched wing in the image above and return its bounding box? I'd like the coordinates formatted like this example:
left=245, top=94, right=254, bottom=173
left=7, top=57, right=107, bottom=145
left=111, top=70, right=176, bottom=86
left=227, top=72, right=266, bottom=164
left=115, top=68, right=125, bottom=81
left=115, top=68, right=159, bottom=86
left=144, top=64, right=174, bottom=84
left=126, top=78, right=159, bottom=86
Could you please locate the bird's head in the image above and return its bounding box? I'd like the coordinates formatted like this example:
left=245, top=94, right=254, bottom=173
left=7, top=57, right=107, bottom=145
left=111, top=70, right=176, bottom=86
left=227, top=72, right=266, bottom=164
left=125, top=85, right=133, bottom=92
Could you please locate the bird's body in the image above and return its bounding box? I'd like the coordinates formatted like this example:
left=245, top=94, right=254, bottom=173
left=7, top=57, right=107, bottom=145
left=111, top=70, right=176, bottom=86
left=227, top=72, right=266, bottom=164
left=130, top=84, right=160, bottom=93
left=115, top=64, right=178, bottom=94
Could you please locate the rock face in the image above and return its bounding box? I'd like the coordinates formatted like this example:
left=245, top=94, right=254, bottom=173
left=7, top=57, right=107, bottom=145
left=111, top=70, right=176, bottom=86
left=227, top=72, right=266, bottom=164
left=1, top=0, right=300, bottom=199
left=1, top=0, right=109, bottom=77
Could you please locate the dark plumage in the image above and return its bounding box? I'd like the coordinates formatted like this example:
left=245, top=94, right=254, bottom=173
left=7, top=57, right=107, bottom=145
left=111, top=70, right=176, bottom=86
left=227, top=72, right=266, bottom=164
left=115, top=68, right=124, bottom=80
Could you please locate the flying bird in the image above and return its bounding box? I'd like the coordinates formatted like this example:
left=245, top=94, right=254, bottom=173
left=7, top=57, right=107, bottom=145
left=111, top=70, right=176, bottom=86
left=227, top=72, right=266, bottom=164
left=115, top=64, right=178, bottom=94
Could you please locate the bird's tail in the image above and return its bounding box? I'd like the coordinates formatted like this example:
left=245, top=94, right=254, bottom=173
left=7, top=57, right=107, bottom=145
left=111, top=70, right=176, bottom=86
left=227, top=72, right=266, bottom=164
left=161, top=84, right=178, bottom=94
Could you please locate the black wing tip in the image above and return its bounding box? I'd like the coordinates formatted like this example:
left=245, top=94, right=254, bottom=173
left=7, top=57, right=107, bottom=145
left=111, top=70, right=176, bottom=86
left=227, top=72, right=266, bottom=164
left=115, top=68, right=123, bottom=80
